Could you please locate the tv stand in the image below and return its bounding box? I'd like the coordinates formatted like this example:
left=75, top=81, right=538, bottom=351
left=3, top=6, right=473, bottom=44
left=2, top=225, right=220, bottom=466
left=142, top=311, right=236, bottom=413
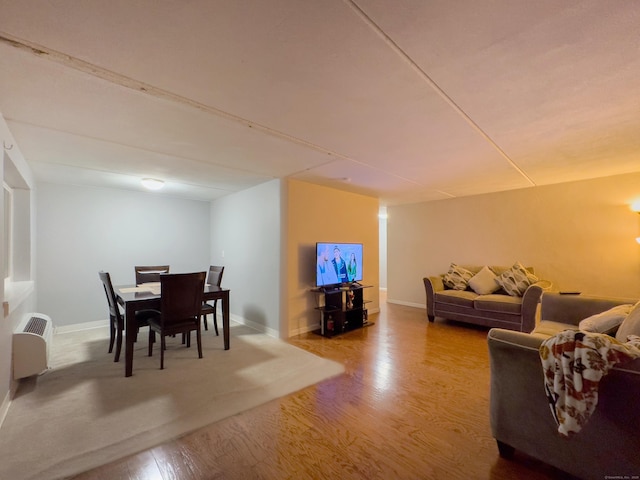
left=311, top=284, right=372, bottom=337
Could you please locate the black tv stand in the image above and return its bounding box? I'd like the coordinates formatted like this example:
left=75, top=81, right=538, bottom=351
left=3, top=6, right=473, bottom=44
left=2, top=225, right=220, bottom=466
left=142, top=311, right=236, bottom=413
left=311, top=284, right=372, bottom=337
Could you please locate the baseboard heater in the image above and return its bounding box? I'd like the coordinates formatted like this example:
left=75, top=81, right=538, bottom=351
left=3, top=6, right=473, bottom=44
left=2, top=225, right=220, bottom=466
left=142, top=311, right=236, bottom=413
left=13, top=313, right=53, bottom=379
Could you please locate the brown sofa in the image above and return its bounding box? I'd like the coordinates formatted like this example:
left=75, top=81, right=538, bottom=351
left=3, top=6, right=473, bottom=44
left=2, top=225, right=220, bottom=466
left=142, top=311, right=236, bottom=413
left=423, top=265, right=550, bottom=332
left=488, top=293, right=640, bottom=479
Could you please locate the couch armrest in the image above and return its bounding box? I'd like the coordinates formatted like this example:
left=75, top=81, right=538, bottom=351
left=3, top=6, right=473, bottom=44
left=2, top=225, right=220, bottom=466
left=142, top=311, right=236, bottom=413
left=520, top=281, right=550, bottom=333
left=540, top=292, right=637, bottom=327
left=488, top=327, right=640, bottom=478
left=423, top=276, right=444, bottom=321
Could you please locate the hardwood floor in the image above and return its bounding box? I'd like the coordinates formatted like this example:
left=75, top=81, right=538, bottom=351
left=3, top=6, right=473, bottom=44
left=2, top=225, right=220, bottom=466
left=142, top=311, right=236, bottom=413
left=72, top=292, right=571, bottom=480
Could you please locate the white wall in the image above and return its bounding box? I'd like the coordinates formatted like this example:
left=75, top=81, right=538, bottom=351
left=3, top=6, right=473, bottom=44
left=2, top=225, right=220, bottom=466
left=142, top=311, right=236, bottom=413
left=285, top=179, right=379, bottom=337
left=209, top=180, right=282, bottom=336
left=388, top=172, right=640, bottom=308
left=0, top=115, right=36, bottom=418
left=36, top=183, right=211, bottom=327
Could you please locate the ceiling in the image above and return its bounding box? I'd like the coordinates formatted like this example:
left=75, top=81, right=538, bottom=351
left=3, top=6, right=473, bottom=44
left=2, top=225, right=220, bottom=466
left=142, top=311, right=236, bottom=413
left=1, top=1, right=639, bottom=205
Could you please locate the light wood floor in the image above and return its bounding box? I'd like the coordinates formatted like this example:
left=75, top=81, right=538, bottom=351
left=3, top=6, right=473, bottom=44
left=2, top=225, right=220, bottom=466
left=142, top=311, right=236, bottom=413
left=72, top=292, right=571, bottom=480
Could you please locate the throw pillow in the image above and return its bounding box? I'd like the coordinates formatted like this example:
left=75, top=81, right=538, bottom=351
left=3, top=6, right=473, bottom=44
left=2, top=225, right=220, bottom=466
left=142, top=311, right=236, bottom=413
left=468, top=266, right=500, bottom=295
left=495, top=261, right=539, bottom=297
left=579, top=304, right=633, bottom=335
left=616, top=301, right=640, bottom=342
left=442, top=263, right=474, bottom=291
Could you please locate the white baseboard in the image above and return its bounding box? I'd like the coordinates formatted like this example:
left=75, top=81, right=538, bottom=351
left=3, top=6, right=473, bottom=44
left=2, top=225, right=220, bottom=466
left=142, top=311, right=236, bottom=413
left=386, top=299, right=425, bottom=309
left=0, top=390, right=11, bottom=431
left=54, top=319, right=110, bottom=334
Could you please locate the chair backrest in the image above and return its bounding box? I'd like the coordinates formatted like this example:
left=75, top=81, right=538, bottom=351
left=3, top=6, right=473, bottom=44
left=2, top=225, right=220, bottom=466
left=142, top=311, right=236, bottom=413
left=135, top=265, right=170, bottom=285
left=207, top=265, right=225, bottom=287
left=99, top=271, right=123, bottom=322
left=160, top=272, right=206, bottom=326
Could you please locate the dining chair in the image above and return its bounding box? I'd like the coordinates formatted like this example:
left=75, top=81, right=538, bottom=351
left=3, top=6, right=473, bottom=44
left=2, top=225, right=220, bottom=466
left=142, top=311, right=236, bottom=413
left=201, top=265, right=225, bottom=335
left=99, top=271, right=155, bottom=362
left=134, top=265, right=170, bottom=285
left=147, top=271, right=206, bottom=369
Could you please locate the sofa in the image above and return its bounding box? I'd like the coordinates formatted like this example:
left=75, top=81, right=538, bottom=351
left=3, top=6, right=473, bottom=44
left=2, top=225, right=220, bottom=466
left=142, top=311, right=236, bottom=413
left=488, top=293, right=640, bottom=480
left=423, top=263, right=551, bottom=332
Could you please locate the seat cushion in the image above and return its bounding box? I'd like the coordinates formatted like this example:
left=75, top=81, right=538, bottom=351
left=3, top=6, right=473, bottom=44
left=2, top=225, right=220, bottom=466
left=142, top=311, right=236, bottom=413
left=435, top=290, right=478, bottom=308
left=531, top=320, right=579, bottom=338
left=474, top=294, right=522, bottom=315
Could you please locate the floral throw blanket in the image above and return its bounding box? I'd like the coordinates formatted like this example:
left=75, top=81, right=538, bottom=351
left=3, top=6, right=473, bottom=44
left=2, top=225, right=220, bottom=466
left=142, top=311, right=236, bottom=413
left=539, top=330, right=640, bottom=437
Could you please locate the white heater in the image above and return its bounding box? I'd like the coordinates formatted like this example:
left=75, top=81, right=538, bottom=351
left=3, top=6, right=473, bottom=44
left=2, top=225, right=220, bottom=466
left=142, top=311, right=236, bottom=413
left=13, top=313, right=53, bottom=379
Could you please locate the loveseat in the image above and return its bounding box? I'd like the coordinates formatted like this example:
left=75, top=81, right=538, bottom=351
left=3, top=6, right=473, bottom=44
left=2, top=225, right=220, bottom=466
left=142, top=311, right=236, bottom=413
left=423, top=263, right=551, bottom=332
left=488, top=293, right=640, bottom=479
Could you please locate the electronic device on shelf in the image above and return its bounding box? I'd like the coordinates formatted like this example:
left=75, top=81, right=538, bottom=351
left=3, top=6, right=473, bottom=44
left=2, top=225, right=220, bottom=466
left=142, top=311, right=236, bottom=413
left=315, top=242, right=363, bottom=288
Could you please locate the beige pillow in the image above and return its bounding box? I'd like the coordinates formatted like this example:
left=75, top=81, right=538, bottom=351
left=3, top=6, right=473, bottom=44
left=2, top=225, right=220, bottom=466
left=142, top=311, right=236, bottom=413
left=495, top=261, right=539, bottom=297
left=443, top=263, right=474, bottom=291
left=616, top=301, right=640, bottom=342
left=579, top=304, right=633, bottom=335
left=468, top=266, right=500, bottom=295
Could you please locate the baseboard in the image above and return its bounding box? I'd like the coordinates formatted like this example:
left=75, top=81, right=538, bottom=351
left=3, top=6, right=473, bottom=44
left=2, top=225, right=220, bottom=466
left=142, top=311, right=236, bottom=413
left=229, top=313, right=278, bottom=338
left=0, top=390, right=11, bottom=431
left=54, top=319, right=110, bottom=334
left=386, top=299, right=425, bottom=309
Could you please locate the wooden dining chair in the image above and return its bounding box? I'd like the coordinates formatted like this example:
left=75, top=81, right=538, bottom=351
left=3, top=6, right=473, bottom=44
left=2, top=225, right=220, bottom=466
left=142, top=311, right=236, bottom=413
left=99, top=271, right=155, bottom=362
left=201, top=265, right=225, bottom=335
left=147, top=271, right=206, bottom=369
left=134, top=265, right=170, bottom=285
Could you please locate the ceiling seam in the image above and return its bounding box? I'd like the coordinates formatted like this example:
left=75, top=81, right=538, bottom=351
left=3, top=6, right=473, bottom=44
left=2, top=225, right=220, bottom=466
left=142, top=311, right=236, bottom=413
left=345, top=0, right=537, bottom=187
left=0, top=32, right=430, bottom=190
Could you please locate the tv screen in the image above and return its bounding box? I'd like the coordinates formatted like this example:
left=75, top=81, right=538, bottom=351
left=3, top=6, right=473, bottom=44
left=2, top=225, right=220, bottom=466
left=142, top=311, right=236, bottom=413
left=316, top=242, right=363, bottom=287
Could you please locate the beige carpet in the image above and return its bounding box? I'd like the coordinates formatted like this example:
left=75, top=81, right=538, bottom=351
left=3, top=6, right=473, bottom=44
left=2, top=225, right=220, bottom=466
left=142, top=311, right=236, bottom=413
left=0, top=323, right=344, bottom=480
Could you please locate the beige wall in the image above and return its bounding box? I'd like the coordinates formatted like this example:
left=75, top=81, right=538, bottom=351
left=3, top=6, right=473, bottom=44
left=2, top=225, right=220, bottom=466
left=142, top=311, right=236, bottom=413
left=285, top=179, right=379, bottom=337
left=388, top=172, right=640, bottom=307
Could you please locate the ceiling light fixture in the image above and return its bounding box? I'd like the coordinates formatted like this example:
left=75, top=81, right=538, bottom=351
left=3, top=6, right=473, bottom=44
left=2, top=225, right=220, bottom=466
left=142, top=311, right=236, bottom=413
left=141, top=178, right=164, bottom=190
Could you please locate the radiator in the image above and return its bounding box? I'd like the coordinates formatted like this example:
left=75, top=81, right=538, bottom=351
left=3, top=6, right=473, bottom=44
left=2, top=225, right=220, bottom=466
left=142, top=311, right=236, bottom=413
left=13, top=313, right=53, bottom=379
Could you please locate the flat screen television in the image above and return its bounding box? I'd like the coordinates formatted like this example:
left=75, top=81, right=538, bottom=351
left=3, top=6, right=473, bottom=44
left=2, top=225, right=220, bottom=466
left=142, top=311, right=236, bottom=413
left=316, top=242, right=363, bottom=287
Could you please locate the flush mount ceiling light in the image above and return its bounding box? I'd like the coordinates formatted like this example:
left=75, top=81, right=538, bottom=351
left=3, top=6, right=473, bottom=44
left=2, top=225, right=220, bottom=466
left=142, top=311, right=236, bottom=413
left=141, top=178, right=164, bottom=190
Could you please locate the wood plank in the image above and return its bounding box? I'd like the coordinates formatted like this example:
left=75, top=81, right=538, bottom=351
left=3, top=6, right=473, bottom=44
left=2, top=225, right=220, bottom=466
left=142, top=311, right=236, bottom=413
left=71, top=292, right=573, bottom=480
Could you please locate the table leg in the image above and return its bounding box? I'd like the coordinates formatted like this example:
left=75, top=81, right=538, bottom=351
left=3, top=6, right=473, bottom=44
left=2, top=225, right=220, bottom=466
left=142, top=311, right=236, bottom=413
left=125, top=303, right=135, bottom=377
left=223, top=291, right=230, bottom=350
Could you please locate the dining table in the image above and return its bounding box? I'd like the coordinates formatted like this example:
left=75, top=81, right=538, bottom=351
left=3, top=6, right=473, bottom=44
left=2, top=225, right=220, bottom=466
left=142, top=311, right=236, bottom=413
left=115, top=283, right=230, bottom=377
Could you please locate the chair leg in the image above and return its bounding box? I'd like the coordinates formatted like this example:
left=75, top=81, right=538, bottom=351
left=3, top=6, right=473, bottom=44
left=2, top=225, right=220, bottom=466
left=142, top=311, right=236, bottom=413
left=186, top=331, right=191, bottom=348
left=160, top=335, right=166, bottom=369
left=203, top=312, right=208, bottom=331
left=148, top=330, right=155, bottom=357
left=213, top=305, right=219, bottom=336
left=114, top=327, right=123, bottom=362
left=196, top=327, right=203, bottom=359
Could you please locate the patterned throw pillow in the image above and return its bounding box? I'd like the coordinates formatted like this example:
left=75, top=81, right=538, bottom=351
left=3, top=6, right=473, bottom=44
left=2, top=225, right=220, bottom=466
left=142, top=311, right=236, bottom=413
left=495, top=262, right=538, bottom=296
left=443, top=263, right=474, bottom=290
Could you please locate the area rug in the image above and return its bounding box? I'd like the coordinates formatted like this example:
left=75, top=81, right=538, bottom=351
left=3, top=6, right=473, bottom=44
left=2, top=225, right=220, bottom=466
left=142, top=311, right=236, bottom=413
left=0, top=323, right=344, bottom=480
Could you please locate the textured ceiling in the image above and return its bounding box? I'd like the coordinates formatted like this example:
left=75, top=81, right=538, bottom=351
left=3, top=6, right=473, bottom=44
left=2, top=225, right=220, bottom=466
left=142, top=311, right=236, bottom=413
left=1, top=0, right=639, bottom=204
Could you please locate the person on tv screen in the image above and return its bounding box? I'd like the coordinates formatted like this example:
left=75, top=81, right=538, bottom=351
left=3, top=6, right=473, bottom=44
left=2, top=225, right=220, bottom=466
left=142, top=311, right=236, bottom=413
left=332, top=246, right=348, bottom=284
left=317, top=245, right=339, bottom=286
left=347, top=251, right=358, bottom=282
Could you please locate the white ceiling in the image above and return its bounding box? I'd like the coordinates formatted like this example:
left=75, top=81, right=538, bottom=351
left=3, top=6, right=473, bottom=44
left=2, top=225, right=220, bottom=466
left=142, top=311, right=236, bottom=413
left=1, top=0, right=639, bottom=204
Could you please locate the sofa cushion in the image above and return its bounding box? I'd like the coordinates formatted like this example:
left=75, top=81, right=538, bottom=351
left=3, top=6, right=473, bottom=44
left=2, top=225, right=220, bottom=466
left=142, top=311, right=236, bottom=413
left=616, top=301, right=640, bottom=342
left=442, top=263, right=474, bottom=290
left=468, top=266, right=500, bottom=295
left=495, top=261, right=539, bottom=296
left=474, top=294, right=522, bottom=315
left=531, top=321, right=579, bottom=338
left=579, top=304, right=633, bottom=335
left=434, top=290, right=478, bottom=308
